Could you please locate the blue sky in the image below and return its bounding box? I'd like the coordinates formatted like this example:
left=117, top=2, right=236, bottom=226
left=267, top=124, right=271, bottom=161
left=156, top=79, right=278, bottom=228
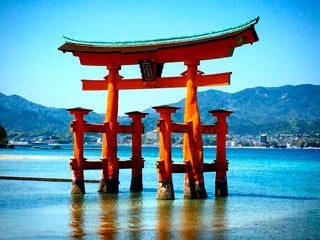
left=0, top=0, right=319, bottom=115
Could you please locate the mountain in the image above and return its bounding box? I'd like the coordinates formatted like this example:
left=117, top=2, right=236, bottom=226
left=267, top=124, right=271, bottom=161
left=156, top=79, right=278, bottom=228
left=0, top=93, right=105, bottom=141
left=1, top=84, right=319, bottom=140
left=142, top=84, right=320, bottom=134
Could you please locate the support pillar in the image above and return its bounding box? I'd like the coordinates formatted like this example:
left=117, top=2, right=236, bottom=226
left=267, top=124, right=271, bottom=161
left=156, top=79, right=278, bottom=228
left=98, top=64, right=121, bottom=194
left=209, top=109, right=233, bottom=197
left=125, top=111, right=148, bottom=192
left=67, top=107, right=92, bottom=194
left=183, top=60, right=207, bottom=199
left=152, top=105, right=180, bottom=200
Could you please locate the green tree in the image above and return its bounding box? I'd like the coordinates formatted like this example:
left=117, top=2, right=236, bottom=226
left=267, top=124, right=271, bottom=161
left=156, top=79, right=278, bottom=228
left=0, top=125, right=8, bottom=145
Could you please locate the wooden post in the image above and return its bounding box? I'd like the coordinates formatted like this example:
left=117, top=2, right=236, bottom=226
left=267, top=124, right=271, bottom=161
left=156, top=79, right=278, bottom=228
left=183, top=60, right=207, bottom=199
left=98, top=64, right=121, bottom=194
left=67, top=107, right=92, bottom=194
left=152, top=105, right=180, bottom=200
left=209, top=109, right=233, bottom=197
left=125, top=111, right=148, bottom=192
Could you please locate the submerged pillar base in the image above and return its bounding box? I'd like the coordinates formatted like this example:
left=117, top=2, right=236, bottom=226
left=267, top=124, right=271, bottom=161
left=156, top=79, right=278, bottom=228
left=97, top=178, right=119, bottom=194
left=184, top=181, right=207, bottom=199
left=156, top=180, right=174, bottom=200
left=215, top=179, right=228, bottom=197
left=130, top=176, right=143, bottom=192
left=71, top=179, right=85, bottom=194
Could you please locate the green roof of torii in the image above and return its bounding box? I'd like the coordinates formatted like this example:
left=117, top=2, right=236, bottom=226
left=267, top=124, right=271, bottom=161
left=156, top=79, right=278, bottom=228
left=62, top=17, right=259, bottom=47
left=59, top=17, right=259, bottom=65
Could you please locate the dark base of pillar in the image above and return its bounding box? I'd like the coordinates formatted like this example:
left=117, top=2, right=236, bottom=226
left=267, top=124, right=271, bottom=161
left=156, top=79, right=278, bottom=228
left=156, top=180, right=174, bottom=200
left=97, top=178, right=119, bottom=194
left=71, top=179, right=85, bottom=194
left=184, top=181, right=207, bottom=199
left=130, top=176, right=143, bottom=192
left=215, top=179, right=228, bottom=197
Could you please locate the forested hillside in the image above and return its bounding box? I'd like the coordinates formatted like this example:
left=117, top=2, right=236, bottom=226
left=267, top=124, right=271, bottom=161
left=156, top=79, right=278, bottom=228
left=1, top=84, right=319, bottom=141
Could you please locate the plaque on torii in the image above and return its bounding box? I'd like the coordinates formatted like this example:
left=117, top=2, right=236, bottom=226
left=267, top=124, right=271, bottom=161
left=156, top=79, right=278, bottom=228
left=59, top=17, right=259, bottom=198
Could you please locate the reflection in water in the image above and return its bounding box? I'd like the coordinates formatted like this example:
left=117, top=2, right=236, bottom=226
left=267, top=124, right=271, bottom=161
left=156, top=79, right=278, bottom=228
left=156, top=200, right=175, bottom=239
left=129, top=192, right=143, bottom=240
left=68, top=192, right=228, bottom=239
left=69, top=195, right=85, bottom=238
left=213, top=197, right=228, bottom=239
left=98, top=194, right=119, bottom=239
left=180, top=197, right=228, bottom=239
left=181, top=199, right=205, bottom=239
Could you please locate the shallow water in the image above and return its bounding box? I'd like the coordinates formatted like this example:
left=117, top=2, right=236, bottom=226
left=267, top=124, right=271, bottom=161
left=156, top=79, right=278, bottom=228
left=0, top=146, right=319, bottom=239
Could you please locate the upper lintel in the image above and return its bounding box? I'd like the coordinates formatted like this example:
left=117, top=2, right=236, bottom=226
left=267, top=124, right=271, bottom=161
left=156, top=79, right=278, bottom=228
left=58, top=17, right=259, bottom=66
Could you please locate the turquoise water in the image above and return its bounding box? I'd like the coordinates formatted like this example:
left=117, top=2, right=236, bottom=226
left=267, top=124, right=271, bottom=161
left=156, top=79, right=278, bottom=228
left=0, top=146, right=319, bottom=239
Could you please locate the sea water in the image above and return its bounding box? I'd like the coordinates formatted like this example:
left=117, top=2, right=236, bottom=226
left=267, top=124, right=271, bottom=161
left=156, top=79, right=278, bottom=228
left=0, top=146, right=319, bottom=239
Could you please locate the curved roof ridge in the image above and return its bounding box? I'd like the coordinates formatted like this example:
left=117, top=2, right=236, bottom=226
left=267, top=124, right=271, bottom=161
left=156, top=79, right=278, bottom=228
left=63, top=17, right=259, bottom=47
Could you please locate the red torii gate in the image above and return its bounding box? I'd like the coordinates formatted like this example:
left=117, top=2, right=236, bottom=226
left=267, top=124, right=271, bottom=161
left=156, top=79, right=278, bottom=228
left=59, top=17, right=259, bottom=199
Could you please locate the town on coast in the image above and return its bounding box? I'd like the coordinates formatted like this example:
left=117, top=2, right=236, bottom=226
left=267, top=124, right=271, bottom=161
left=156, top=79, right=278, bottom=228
left=5, top=130, right=320, bottom=149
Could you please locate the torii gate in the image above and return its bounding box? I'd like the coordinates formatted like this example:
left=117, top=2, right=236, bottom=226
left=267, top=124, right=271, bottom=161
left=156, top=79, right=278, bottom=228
left=59, top=17, right=259, bottom=199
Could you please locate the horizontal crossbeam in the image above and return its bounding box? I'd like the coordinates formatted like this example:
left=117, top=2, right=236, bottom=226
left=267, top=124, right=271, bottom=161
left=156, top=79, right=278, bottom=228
left=171, top=162, right=217, bottom=173
left=77, top=160, right=218, bottom=172
left=82, top=72, right=231, bottom=90
left=201, top=125, right=217, bottom=134
left=80, top=160, right=134, bottom=170
left=157, top=160, right=218, bottom=174
left=72, top=123, right=133, bottom=134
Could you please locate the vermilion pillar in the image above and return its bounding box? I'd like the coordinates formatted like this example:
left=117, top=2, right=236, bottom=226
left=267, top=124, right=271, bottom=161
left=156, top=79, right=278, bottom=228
left=209, top=109, right=233, bottom=197
left=67, top=107, right=92, bottom=194
left=125, top=111, right=148, bottom=192
left=153, top=105, right=180, bottom=200
left=98, top=64, right=121, bottom=194
left=183, top=60, right=207, bottom=199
